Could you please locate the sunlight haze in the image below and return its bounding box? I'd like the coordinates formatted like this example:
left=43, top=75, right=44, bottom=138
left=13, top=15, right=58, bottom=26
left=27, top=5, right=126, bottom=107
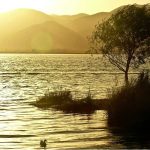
left=0, top=0, right=149, bottom=14
left=0, top=0, right=150, bottom=149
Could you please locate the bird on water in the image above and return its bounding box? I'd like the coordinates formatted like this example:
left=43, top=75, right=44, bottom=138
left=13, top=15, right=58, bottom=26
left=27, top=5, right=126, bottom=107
left=40, top=139, right=47, bottom=148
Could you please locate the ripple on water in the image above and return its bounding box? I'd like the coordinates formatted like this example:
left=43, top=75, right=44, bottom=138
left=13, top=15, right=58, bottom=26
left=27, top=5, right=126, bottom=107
left=0, top=54, right=146, bottom=149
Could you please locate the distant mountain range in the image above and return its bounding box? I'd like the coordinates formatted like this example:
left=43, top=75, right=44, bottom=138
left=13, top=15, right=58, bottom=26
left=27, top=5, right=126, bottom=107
left=0, top=4, right=147, bottom=53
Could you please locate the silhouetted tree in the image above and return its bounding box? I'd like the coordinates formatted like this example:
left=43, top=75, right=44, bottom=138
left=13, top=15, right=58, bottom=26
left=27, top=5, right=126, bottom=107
left=90, top=5, right=150, bottom=84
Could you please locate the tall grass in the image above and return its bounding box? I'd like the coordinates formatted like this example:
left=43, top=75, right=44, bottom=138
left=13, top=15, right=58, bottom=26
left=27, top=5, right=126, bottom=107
left=33, top=90, right=72, bottom=108
left=33, top=89, right=99, bottom=114
left=107, top=72, right=150, bottom=130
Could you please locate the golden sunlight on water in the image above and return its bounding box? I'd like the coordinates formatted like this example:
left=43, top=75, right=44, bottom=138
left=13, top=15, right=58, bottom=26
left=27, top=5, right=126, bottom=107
left=0, top=54, right=148, bottom=149
left=0, top=99, right=113, bottom=149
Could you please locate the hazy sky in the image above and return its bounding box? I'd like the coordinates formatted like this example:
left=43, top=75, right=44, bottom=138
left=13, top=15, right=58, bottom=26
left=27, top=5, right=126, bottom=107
left=0, top=0, right=149, bottom=14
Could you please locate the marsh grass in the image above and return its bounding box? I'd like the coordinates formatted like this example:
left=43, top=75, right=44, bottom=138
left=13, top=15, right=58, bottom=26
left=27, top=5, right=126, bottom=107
left=61, top=90, right=97, bottom=114
left=33, top=89, right=99, bottom=114
left=33, top=90, right=72, bottom=108
left=107, top=72, right=150, bottom=130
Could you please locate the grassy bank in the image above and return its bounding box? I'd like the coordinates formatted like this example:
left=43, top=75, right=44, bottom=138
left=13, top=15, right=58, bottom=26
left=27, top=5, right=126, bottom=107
left=32, top=90, right=108, bottom=114
left=107, top=72, right=150, bottom=131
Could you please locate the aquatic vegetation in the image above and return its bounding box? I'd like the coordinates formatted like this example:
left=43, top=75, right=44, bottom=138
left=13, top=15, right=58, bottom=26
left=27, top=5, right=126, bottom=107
left=59, top=91, right=96, bottom=114
left=33, top=90, right=73, bottom=108
left=32, top=89, right=107, bottom=114
left=107, top=72, right=150, bottom=131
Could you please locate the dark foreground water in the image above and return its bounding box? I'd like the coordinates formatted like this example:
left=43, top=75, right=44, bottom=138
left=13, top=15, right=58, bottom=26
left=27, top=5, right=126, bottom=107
left=0, top=54, right=149, bottom=149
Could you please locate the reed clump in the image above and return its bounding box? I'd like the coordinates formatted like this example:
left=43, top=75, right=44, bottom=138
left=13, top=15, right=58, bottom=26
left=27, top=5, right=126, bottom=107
left=33, top=90, right=72, bottom=108
left=33, top=90, right=99, bottom=114
left=107, top=72, right=150, bottom=130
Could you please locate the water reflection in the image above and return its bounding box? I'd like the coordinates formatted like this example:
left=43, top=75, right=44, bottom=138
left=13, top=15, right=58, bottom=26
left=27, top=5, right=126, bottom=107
left=0, top=54, right=148, bottom=149
left=109, top=127, right=150, bottom=149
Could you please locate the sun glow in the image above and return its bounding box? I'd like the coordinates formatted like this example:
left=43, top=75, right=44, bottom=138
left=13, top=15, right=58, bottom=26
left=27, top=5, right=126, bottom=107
left=0, top=0, right=59, bottom=13
left=0, top=0, right=149, bottom=15
left=0, top=0, right=28, bottom=12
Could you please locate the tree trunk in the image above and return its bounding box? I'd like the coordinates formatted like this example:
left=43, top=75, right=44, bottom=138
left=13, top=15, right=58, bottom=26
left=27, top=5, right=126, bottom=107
left=125, top=71, right=129, bottom=85
left=125, top=56, right=131, bottom=85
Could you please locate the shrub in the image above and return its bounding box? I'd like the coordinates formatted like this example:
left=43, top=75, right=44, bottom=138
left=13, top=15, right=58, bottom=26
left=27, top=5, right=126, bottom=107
left=107, top=72, right=150, bottom=130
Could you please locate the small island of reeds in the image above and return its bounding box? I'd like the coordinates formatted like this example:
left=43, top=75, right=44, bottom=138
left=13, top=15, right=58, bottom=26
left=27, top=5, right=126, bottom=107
left=32, top=90, right=108, bottom=114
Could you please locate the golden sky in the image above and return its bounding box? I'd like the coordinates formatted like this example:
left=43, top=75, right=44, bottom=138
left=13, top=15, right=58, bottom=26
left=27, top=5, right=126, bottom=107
left=0, top=0, right=149, bottom=14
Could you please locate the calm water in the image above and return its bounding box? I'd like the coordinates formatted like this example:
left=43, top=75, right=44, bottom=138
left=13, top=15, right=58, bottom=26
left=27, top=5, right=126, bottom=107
left=0, top=54, right=149, bottom=149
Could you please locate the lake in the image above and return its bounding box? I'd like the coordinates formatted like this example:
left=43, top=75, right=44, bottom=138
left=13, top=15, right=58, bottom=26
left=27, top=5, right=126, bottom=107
left=0, top=54, right=149, bottom=149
